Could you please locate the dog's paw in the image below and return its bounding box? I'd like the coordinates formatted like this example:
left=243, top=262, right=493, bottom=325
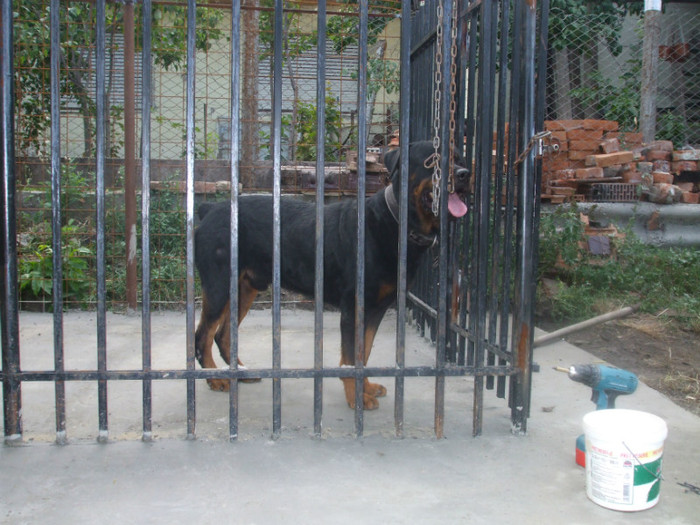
left=207, top=378, right=230, bottom=392
left=341, top=378, right=384, bottom=410
left=365, top=380, right=387, bottom=399
left=346, top=393, right=381, bottom=410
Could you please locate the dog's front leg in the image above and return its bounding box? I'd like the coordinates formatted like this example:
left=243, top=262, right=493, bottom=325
left=338, top=301, right=384, bottom=410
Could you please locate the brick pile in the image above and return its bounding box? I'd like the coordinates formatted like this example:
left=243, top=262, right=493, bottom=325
left=540, top=119, right=700, bottom=204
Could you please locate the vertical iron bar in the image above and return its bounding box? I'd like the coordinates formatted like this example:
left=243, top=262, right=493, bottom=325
left=511, top=0, right=537, bottom=434
left=486, top=0, right=503, bottom=392
left=472, top=0, right=497, bottom=438
left=124, top=0, right=137, bottom=310
left=141, top=0, right=153, bottom=442
left=96, top=0, right=109, bottom=444
left=354, top=0, right=369, bottom=437
left=271, top=0, right=283, bottom=440
left=435, top=0, right=453, bottom=439
left=229, top=0, right=242, bottom=442
left=313, top=0, right=327, bottom=438
left=1, top=0, right=22, bottom=443
left=505, top=0, right=523, bottom=412
left=50, top=0, right=66, bottom=445
left=185, top=0, right=197, bottom=440
left=394, top=0, right=411, bottom=439
left=462, top=4, right=479, bottom=369
left=493, top=0, right=511, bottom=400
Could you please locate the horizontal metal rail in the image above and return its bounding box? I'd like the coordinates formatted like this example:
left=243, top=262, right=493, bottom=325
left=0, top=365, right=518, bottom=382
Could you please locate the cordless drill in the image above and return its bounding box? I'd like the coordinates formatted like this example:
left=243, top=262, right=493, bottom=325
left=555, top=364, right=638, bottom=467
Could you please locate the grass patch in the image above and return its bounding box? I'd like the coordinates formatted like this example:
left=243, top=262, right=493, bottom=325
left=537, top=204, right=700, bottom=332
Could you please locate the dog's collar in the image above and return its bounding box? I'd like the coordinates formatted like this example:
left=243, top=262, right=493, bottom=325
left=383, top=184, right=437, bottom=248
left=383, top=183, right=400, bottom=223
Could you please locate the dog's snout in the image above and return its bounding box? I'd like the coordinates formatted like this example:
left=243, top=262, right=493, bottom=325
left=455, top=168, right=469, bottom=181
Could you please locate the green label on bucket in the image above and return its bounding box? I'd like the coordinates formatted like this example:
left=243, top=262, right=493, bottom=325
left=647, top=479, right=661, bottom=502
left=634, top=456, right=663, bottom=486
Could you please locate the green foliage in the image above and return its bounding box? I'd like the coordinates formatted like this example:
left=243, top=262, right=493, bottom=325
left=326, top=1, right=397, bottom=55
left=169, top=121, right=220, bottom=160
left=538, top=206, right=700, bottom=329
left=295, top=93, right=344, bottom=161
left=656, top=111, right=697, bottom=149
left=548, top=0, right=642, bottom=56
left=13, top=0, right=225, bottom=156
left=19, top=219, right=94, bottom=307
left=537, top=205, right=584, bottom=277
left=568, top=30, right=642, bottom=133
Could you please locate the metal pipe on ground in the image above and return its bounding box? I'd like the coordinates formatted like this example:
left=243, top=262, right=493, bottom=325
left=534, top=305, right=639, bottom=348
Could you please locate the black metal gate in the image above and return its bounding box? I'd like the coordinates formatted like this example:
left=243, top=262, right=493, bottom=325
left=2, top=0, right=548, bottom=442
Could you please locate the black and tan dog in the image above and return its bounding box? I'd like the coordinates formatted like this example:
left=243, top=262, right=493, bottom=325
left=194, top=141, right=469, bottom=409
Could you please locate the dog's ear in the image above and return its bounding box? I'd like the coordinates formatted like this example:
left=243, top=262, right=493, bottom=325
left=383, top=148, right=401, bottom=185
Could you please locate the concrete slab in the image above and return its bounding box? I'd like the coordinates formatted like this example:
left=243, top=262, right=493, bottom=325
left=2, top=310, right=699, bottom=524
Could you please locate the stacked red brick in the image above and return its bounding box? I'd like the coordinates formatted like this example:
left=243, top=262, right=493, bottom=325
left=541, top=119, right=699, bottom=204
left=542, top=119, right=641, bottom=202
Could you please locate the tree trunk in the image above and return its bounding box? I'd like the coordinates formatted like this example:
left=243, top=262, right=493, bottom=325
left=641, top=8, right=661, bottom=142
left=241, top=0, right=260, bottom=188
left=553, top=48, right=572, bottom=120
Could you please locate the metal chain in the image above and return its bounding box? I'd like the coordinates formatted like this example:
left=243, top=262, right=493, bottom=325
left=430, top=0, right=444, bottom=216
left=447, top=0, right=458, bottom=194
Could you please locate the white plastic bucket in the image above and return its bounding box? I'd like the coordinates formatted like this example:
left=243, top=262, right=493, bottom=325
left=583, top=409, right=667, bottom=511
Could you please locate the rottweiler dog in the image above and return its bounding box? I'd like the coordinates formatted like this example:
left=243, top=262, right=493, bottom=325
left=194, top=141, right=469, bottom=409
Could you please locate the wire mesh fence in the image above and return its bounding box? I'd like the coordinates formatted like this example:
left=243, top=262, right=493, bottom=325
left=545, top=3, right=699, bottom=144
left=11, top=1, right=700, bottom=310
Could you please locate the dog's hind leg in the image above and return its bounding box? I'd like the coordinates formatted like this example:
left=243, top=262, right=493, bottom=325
left=195, top=292, right=230, bottom=392
left=213, top=271, right=262, bottom=383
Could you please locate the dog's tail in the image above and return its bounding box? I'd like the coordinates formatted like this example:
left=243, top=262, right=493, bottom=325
left=197, top=202, right=216, bottom=220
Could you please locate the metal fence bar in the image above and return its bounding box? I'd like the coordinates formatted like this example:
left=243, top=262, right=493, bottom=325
left=510, top=0, right=538, bottom=434
left=95, top=0, right=109, bottom=443
left=434, top=0, right=455, bottom=440
left=460, top=2, right=479, bottom=370
left=394, top=0, right=412, bottom=439
left=313, top=0, right=327, bottom=439
left=50, top=0, right=66, bottom=446
left=271, top=0, right=284, bottom=440
left=1, top=0, right=22, bottom=444
left=473, top=0, right=498, bottom=438
left=141, top=0, right=153, bottom=442
left=353, top=0, right=369, bottom=437
left=491, top=0, right=510, bottom=400
left=185, top=0, right=197, bottom=440
left=12, top=365, right=518, bottom=382
left=228, top=0, right=242, bottom=442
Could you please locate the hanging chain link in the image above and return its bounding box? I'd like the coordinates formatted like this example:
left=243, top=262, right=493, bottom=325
left=430, top=0, right=444, bottom=216
left=447, top=0, right=458, bottom=194
left=430, top=0, right=459, bottom=216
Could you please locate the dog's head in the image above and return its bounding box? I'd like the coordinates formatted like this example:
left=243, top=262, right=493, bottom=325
left=383, top=141, right=470, bottom=239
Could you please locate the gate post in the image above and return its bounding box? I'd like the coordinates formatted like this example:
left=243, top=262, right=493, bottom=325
left=510, top=0, right=541, bottom=435
left=1, top=0, right=23, bottom=443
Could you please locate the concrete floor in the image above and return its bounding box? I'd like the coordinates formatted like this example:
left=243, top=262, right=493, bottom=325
left=2, top=310, right=699, bottom=524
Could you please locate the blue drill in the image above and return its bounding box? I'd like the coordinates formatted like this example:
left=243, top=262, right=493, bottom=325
left=567, top=363, right=638, bottom=410
left=556, top=364, right=638, bottom=466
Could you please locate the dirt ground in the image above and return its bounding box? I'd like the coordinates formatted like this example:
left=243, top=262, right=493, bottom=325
left=537, top=314, right=700, bottom=417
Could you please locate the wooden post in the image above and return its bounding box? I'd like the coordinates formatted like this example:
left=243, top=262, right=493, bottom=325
left=640, top=0, right=662, bottom=143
